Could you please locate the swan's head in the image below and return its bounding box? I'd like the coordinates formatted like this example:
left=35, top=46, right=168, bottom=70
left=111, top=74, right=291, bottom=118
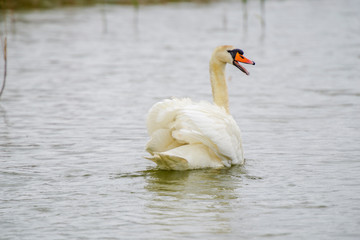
left=213, top=45, right=255, bottom=75
left=227, top=48, right=255, bottom=75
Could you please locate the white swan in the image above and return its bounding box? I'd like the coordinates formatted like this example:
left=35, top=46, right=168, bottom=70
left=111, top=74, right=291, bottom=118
left=145, top=45, right=255, bottom=170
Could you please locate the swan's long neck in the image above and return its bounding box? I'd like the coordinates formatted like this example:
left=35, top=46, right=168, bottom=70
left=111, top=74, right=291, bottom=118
left=209, top=58, right=229, bottom=113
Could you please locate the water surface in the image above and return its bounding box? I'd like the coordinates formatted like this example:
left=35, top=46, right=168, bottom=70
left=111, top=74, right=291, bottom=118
left=1, top=0, right=360, bottom=239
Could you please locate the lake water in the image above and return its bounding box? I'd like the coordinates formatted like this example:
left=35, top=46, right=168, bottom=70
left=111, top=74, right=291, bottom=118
left=1, top=0, right=360, bottom=239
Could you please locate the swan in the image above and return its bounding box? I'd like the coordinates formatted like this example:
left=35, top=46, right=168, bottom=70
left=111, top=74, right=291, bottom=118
left=145, top=45, right=255, bottom=170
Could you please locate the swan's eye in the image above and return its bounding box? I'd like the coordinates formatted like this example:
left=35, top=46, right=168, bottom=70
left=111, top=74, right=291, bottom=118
left=236, top=49, right=244, bottom=55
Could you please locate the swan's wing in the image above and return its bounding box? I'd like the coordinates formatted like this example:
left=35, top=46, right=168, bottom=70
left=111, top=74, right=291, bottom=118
left=146, top=98, right=192, bottom=135
left=146, top=98, right=190, bottom=154
left=146, top=99, right=244, bottom=169
left=172, top=101, right=244, bottom=166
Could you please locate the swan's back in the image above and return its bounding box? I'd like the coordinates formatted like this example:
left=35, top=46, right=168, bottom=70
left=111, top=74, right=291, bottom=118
left=146, top=98, right=244, bottom=170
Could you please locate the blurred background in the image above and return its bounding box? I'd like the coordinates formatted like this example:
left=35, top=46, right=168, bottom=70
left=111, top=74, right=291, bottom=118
left=1, top=0, right=360, bottom=239
left=2, top=0, right=217, bottom=9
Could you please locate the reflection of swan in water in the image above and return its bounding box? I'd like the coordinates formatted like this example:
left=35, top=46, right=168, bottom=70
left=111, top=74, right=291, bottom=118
left=145, top=167, right=245, bottom=197
left=145, top=45, right=255, bottom=170
left=143, top=167, right=246, bottom=235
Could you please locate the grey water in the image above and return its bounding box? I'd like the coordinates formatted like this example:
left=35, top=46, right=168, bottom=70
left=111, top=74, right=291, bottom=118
left=1, top=0, right=360, bottom=239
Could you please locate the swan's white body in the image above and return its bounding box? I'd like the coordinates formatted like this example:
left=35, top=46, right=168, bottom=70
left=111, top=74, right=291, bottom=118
left=145, top=45, right=249, bottom=170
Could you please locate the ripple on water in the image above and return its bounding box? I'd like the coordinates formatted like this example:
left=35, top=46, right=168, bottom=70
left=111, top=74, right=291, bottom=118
left=1, top=0, right=360, bottom=239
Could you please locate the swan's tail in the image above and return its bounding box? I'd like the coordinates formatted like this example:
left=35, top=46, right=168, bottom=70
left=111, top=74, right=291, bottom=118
left=145, top=154, right=189, bottom=171
left=146, top=144, right=224, bottom=170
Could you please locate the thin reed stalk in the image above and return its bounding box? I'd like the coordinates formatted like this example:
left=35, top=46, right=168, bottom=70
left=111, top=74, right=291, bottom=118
left=0, top=37, right=7, bottom=99
left=101, top=0, right=108, bottom=34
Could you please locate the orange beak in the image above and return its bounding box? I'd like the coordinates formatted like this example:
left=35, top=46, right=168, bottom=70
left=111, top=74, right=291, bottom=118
left=233, top=52, right=255, bottom=75
left=235, top=52, right=255, bottom=65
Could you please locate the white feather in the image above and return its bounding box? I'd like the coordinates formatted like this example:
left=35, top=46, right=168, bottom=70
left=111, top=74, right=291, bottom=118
left=146, top=98, right=244, bottom=170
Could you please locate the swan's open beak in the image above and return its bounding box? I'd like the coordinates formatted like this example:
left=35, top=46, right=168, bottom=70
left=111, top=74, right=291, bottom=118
left=233, top=52, right=255, bottom=75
